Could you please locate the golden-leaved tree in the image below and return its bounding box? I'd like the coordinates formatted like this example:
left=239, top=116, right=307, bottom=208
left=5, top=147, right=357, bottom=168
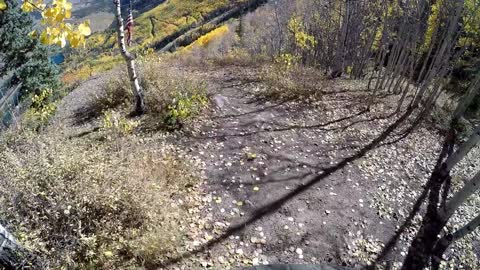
left=0, top=0, right=91, bottom=48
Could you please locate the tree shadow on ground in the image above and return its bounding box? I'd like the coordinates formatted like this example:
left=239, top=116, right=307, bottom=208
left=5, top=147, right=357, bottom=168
left=71, top=102, right=105, bottom=127
left=189, top=108, right=378, bottom=140
left=158, top=107, right=417, bottom=269
left=370, top=127, right=455, bottom=269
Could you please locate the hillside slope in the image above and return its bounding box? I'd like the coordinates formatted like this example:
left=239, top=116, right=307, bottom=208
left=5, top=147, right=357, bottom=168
left=64, top=0, right=252, bottom=82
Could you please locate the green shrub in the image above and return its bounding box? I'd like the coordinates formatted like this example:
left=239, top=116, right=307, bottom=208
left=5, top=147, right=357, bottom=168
left=101, top=110, right=139, bottom=137
left=22, top=88, right=58, bottom=131
left=86, top=58, right=208, bottom=130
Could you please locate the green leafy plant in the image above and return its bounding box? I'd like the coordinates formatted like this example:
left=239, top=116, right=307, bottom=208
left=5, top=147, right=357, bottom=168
left=23, top=88, right=57, bottom=131
left=165, top=91, right=208, bottom=129
left=102, top=110, right=139, bottom=137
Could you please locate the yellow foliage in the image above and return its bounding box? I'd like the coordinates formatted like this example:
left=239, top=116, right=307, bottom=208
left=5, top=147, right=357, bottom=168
left=0, top=0, right=7, bottom=10
left=275, top=53, right=300, bottom=68
left=422, top=0, right=443, bottom=52
left=372, top=25, right=384, bottom=50
left=288, top=16, right=316, bottom=51
left=387, top=0, right=403, bottom=17
left=183, top=24, right=230, bottom=51
left=61, top=65, right=93, bottom=85
left=461, top=0, right=480, bottom=46
left=23, top=89, right=57, bottom=130
left=20, top=0, right=91, bottom=48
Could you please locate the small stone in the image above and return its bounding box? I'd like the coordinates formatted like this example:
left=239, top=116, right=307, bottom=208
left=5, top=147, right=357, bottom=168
left=218, top=256, right=226, bottom=264
left=296, top=248, right=303, bottom=255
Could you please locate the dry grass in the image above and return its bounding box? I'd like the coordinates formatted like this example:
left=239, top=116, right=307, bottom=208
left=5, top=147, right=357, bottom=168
left=256, top=64, right=326, bottom=101
left=97, top=74, right=133, bottom=111
left=0, top=127, right=203, bottom=269
left=85, top=57, right=208, bottom=131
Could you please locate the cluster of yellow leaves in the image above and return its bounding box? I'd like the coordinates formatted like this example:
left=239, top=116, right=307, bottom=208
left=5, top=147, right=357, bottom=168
left=421, top=0, right=443, bottom=52
left=0, top=0, right=91, bottom=48
left=288, top=16, right=316, bottom=51
left=461, top=0, right=480, bottom=46
left=183, top=25, right=230, bottom=51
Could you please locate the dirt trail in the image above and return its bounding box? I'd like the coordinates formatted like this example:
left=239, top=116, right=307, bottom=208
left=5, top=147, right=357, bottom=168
left=54, top=64, right=479, bottom=269
left=166, top=66, right=443, bottom=268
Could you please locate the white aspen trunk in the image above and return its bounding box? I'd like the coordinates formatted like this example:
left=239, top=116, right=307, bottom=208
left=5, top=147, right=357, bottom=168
left=445, top=124, right=480, bottom=171
left=0, top=224, right=31, bottom=269
left=113, top=0, right=145, bottom=114
left=443, top=170, right=480, bottom=218
left=452, top=72, right=480, bottom=120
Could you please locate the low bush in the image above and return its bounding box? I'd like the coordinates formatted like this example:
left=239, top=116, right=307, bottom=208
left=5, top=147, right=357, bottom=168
left=22, top=89, right=58, bottom=132
left=0, top=130, right=201, bottom=269
left=97, top=75, right=133, bottom=112
left=256, top=63, right=325, bottom=101
left=91, top=58, right=209, bottom=130
left=101, top=109, right=139, bottom=138
left=141, top=60, right=208, bottom=129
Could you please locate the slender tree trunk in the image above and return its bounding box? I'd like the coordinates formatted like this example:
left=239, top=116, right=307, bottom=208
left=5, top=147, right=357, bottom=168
left=442, top=170, right=480, bottom=218
left=452, top=71, right=480, bottom=120
left=113, top=0, right=145, bottom=115
left=0, top=224, right=37, bottom=269
left=431, top=213, right=480, bottom=270
left=445, top=124, right=480, bottom=171
left=403, top=41, right=476, bottom=268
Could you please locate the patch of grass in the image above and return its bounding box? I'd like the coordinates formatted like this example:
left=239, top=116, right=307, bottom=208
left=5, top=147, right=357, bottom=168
left=62, top=65, right=93, bottom=85
left=205, top=47, right=271, bottom=69
left=257, top=64, right=326, bottom=102
left=63, top=55, right=124, bottom=86
left=97, top=75, right=133, bottom=111
left=0, top=128, right=202, bottom=269
left=101, top=109, right=139, bottom=138
left=140, top=58, right=208, bottom=130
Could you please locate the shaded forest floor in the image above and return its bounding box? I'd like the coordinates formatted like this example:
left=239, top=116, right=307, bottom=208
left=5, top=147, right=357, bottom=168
left=51, top=62, right=480, bottom=269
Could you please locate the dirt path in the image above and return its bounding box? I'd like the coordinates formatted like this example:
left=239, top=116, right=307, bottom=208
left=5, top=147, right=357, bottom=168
left=54, top=64, right=480, bottom=269
left=165, top=66, right=445, bottom=269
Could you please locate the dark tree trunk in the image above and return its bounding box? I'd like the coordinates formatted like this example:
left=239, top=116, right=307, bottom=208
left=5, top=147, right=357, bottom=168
left=0, top=224, right=39, bottom=270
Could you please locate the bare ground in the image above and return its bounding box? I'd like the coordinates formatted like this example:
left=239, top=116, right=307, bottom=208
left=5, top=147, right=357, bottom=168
left=53, top=64, right=480, bottom=270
